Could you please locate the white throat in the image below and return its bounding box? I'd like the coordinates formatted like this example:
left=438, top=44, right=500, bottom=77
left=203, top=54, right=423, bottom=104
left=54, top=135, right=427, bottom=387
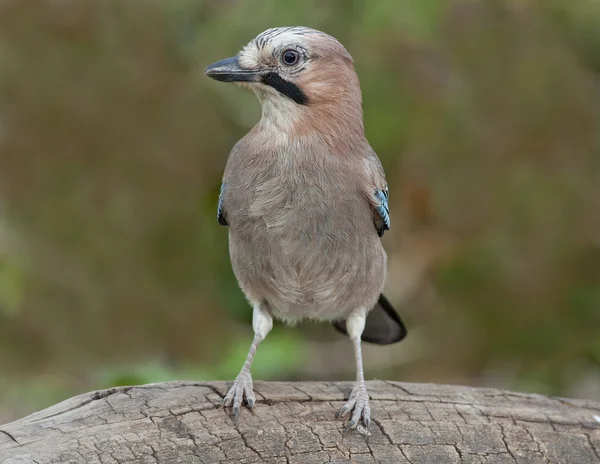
left=254, top=85, right=304, bottom=136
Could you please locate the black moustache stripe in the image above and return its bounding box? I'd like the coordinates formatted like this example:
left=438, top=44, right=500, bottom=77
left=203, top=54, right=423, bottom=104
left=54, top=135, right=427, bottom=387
left=261, top=72, right=309, bottom=105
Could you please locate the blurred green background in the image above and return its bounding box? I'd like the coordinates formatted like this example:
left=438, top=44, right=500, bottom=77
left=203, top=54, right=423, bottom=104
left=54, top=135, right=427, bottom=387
left=0, top=0, right=599, bottom=423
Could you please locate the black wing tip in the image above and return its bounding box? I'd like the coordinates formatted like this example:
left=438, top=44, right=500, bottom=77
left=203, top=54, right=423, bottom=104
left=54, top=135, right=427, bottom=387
left=376, top=222, right=390, bottom=237
left=374, top=294, right=408, bottom=344
left=218, top=213, right=228, bottom=226
left=332, top=294, right=408, bottom=345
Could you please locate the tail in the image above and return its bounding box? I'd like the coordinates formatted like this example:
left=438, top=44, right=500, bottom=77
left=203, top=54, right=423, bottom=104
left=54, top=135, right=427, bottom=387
left=332, top=294, right=408, bottom=345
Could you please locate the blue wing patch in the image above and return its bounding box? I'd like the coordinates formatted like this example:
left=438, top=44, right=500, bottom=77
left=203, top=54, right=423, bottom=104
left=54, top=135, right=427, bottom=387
left=374, top=187, right=390, bottom=237
left=217, top=182, right=228, bottom=226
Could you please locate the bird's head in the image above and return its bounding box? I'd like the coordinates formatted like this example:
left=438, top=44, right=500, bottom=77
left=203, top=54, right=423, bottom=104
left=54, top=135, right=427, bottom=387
left=205, top=27, right=364, bottom=137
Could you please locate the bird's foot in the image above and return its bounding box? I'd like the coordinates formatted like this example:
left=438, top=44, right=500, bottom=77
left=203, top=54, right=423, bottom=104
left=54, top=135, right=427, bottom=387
left=337, top=380, right=371, bottom=435
left=220, top=368, right=255, bottom=424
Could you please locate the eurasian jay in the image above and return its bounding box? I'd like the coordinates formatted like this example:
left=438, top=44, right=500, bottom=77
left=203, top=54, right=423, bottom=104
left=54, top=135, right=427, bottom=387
left=205, top=26, right=407, bottom=433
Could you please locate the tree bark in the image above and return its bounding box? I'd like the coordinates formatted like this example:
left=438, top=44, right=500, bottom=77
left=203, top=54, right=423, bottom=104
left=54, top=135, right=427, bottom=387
left=0, top=380, right=599, bottom=463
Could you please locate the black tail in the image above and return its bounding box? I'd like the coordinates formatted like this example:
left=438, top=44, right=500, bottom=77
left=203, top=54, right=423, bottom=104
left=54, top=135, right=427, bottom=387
left=332, top=294, right=407, bottom=345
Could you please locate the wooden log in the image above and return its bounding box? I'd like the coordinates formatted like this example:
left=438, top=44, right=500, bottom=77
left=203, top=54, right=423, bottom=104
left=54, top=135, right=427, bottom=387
left=1, top=381, right=599, bottom=463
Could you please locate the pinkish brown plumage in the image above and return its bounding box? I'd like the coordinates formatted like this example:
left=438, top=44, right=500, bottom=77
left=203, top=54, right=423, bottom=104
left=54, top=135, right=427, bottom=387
left=205, top=26, right=406, bottom=434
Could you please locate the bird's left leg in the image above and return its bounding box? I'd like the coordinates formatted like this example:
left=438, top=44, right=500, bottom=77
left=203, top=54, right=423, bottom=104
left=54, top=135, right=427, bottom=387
left=337, top=307, right=371, bottom=434
left=221, top=301, right=272, bottom=423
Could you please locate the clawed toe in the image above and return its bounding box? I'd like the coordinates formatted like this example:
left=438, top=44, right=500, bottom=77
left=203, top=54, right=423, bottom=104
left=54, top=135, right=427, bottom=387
left=337, top=381, right=371, bottom=434
left=343, top=417, right=358, bottom=434
left=220, top=369, right=255, bottom=424
left=336, top=402, right=353, bottom=419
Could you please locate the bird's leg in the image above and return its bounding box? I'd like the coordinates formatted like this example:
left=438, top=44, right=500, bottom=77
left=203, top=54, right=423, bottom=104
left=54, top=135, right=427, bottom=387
left=337, top=308, right=371, bottom=434
left=221, top=302, right=272, bottom=423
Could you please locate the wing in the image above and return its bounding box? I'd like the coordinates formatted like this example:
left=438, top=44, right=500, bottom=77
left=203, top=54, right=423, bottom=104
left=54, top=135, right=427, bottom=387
left=363, top=150, right=390, bottom=237
left=332, top=294, right=407, bottom=345
left=217, top=182, right=228, bottom=226
left=374, top=187, right=390, bottom=237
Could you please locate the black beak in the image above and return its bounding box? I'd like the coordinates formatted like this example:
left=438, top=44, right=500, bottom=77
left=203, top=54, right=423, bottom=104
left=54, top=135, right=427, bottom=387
left=204, top=56, right=261, bottom=83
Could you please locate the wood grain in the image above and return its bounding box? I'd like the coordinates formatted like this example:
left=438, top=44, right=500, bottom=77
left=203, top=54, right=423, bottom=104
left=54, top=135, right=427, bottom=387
left=1, top=381, right=599, bottom=463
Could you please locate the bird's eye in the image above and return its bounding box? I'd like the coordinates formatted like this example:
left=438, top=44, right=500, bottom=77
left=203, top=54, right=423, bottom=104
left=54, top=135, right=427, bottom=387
left=281, top=49, right=300, bottom=66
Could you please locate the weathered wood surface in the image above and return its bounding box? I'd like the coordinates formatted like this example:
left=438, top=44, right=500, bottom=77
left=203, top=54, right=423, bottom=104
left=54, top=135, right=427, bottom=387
left=1, top=381, right=599, bottom=463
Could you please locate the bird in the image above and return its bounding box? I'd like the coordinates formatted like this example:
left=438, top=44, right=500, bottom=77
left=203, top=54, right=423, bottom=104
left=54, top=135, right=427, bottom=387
left=205, top=26, right=407, bottom=433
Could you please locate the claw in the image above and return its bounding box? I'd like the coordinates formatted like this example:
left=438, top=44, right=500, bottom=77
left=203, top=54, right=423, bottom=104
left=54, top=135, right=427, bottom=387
left=343, top=419, right=357, bottom=436
left=336, top=405, right=349, bottom=419
left=337, top=381, right=371, bottom=435
left=220, top=369, right=254, bottom=425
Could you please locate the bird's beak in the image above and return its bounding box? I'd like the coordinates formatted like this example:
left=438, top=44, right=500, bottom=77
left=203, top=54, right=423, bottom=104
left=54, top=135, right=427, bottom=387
left=205, top=56, right=261, bottom=83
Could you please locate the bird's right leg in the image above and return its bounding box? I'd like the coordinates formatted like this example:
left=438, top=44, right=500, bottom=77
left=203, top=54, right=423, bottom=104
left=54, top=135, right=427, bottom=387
left=337, top=308, right=371, bottom=434
left=221, top=301, right=272, bottom=422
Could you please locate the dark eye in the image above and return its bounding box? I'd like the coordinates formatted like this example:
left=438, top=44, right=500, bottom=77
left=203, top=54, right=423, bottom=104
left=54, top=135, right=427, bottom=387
left=281, top=49, right=299, bottom=66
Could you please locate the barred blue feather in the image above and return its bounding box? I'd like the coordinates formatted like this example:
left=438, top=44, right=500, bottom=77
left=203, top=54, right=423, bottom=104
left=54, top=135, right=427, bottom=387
left=217, top=182, right=228, bottom=226
left=374, top=187, right=390, bottom=237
